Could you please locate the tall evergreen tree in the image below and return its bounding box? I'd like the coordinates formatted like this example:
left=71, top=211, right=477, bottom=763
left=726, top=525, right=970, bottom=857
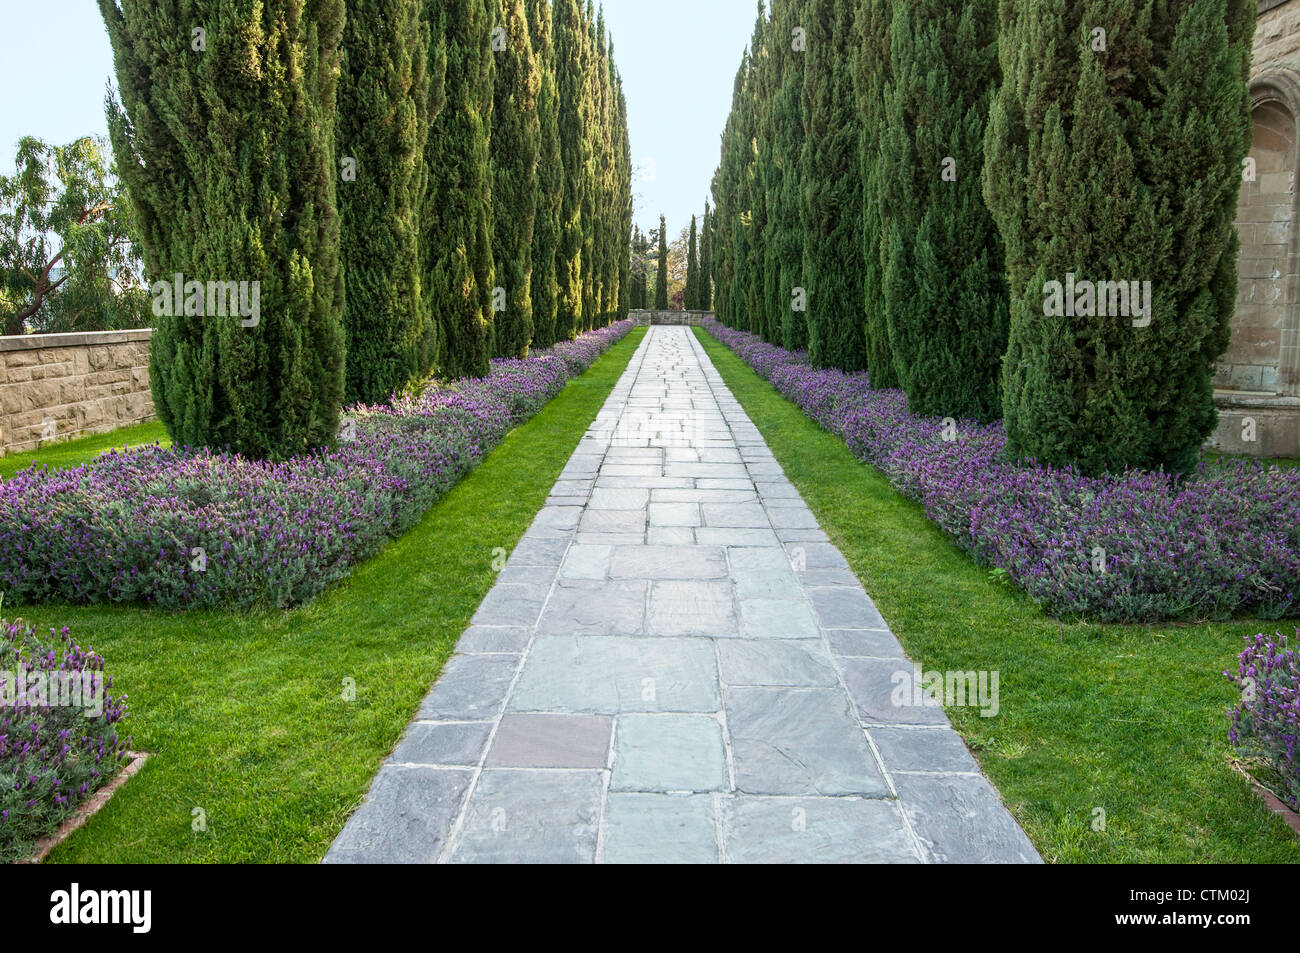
left=629, top=225, right=649, bottom=309
left=748, top=2, right=773, bottom=338
left=801, top=0, right=866, bottom=370
left=490, top=0, right=541, bottom=358
left=424, top=0, right=495, bottom=378
left=852, top=0, right=897, bottom=386
left=338, top=0, right=431, bottom=406
left=613, top=57, right=633, bottom=321
left=878, top=0, right=1006, bottom=421
left=685, top=215, right=700, bottom=309
left=700, top=202, right=713, bottom=310
left=579, top=2, right=600, bottom=331
left=731, top=35, right=758, bottom=333
left=99, top=0, right=347, bottom=460
left=766, top=0, right=804, bottom=348
left=655, top=215, right=669, bottom=310
left=984, top=0, right=1254, bottom=474
left=553, top=0, right=586, bottom=339
left=528, top=0, right=561, bottom=347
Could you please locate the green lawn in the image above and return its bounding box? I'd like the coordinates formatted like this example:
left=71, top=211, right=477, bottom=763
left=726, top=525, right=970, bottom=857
left=0, top=421, right=169, bottom=480
left=695, top=327, right=1300, bottom=864
left=12, top=326, right=645, bottom=863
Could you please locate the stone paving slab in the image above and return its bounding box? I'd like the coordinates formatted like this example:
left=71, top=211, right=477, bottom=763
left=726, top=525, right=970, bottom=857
left=327, top=327, right=1040, bottom=865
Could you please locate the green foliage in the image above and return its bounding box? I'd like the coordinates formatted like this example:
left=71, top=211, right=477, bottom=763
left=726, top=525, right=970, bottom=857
left=553, top=0, right=586, bottom=339
left=685, top=215, right=700, bottom=309
left=490, top=0, right=541, bottom=359
left=629, top=225, right=649, bottom=309
left=699, top=202, right=713, bottom=311
left=984, top=0, right=1255, bottom=475
left=852, top=0, right=896, bottom=385
left=424, top=0, right=495, bottom=379
left=655, top=215, right=669, bottom=309
left=801, top=0, right=865, bottom=370
left=338, top=0, right=431, bottom=404
left=100, top=0, right=347, bottom=461
left=878, top=0, right=1006, bottom=421
left=0, top=136, right=149, bottom=336
left=765, top=0, right=804, bottom=349
left=529, top=0, right=562, bottom=348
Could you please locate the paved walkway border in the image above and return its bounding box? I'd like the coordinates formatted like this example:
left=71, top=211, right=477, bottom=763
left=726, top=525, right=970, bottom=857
left=325, top=327, right=1041, bottom=864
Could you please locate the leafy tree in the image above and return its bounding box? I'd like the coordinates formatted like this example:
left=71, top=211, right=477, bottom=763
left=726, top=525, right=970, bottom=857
left=338, top=0, right=431, bottom=404
left=553, top=0, right=587, bottom=338
left=984, top=0, right=1255, bottom=474
left=768, top=0, right=806, bottom=349
left=99, top=0, right=347, bottom=460
left=0, top=136, right=148, bottom=335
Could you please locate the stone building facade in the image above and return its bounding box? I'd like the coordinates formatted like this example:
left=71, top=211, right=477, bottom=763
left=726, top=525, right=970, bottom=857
left=1213, top=0, right=1300, bottom=456
left=0, top=329, right=154, bottom=455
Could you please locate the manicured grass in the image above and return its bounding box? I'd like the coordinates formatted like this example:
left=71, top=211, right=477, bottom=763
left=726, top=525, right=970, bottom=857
left=0, top=421, right=169, bottom=480
left=696, top=327, right=1300, bottom=864
left=16, top=326, right=645, bottom=863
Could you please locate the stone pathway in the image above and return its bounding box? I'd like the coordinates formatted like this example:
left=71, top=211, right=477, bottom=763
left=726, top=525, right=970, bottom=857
left=325, top=327, right=1040, bottom=864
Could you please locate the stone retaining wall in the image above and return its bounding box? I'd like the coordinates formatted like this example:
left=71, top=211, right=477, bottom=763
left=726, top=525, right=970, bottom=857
left=0, top=329, right=155, bottom=456
left=629, top=310, right=713, bottom=326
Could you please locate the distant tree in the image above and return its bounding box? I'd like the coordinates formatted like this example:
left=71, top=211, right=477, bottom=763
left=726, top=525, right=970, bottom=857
left=655, top=215, right=669, bottom=309
left=699, top=202, right=713, bottom=310
left=0, top=136, right=147, bottom=336
left=685, top=215, right=700, bottom=309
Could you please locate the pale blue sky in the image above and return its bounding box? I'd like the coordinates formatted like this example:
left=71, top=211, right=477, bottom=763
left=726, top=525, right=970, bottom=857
left=0, top=0, right=757, bottom=239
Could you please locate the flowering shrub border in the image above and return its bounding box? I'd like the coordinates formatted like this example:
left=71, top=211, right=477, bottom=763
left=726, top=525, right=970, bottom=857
left=0, top=618, right=130, bottom=863
left=704, top=319, right=1300, bottom=623
left=1227, top=631, right=1300, bottom=813
left=0, top=321, right=633, bottom=610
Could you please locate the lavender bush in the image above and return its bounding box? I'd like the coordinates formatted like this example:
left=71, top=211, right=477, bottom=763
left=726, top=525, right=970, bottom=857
left=1227, top=631, right=1300, bottom=812
left=0, top=618, right=130, bottom=862
left=0, top=321, right=633, bottom=610
left=705, top=319, right=1300, bottom=623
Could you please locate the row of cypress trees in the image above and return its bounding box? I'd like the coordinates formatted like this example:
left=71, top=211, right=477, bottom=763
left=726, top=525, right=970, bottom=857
left=706, top=0, right=1253, bottom=476
left=99, top=0, right=632, bottom=459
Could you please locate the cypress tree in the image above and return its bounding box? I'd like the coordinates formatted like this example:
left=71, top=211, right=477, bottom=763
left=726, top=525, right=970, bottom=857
left=528, top=0, right=561, bottom=348
left=700, top=202, right=713, bottom=310
left=424, top=0, right=495, bottom=378
left=878, top=0, right=1006, bottom=421
left=984, top=0, right=1254, bottom=475
left=337, top=0, right=431, bottom=406
left=766, top=0, right=804, bottom=348
left=801, top=0, right=866, bottom=370
left=748, top=3, right=772, bottom=339
left=613, top=59, right=633, bottom=321
left=685, top=215, right=700, bottom=310
left=629, top=225, right=648, bottom=310
left=596, top=22, right=617, bottom=326
left=731, top=36, right=758, bottom=333
left=852, top=0, right=897, bottom=386
left=553, top=0, right=586, bottom=339
left=490, top=0, right=541, bottom=359
left=579, top=2, right=599, bottom=331
left=655, top=215, right=669, bottom=310
left=99, top=0, right=347, bottom=460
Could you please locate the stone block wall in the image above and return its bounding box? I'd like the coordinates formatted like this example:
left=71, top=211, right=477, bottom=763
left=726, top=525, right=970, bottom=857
left=0, top=329, right=155, bottom=456
left=629, top=310, right=713, bottom=326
